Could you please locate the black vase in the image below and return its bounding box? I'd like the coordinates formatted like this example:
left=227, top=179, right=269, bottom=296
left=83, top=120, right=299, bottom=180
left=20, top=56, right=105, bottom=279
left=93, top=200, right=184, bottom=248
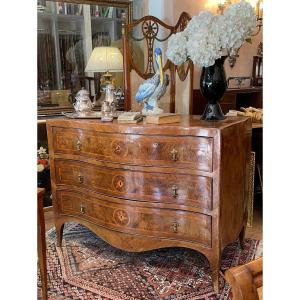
left=200, top=56, right=227, bottom=121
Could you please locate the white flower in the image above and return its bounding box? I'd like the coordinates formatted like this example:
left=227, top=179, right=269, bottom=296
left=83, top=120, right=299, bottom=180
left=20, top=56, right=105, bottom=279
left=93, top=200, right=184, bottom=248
left=185, top=11, right=214, bottom=37
left=186, top=13, right=223, bottom=67
left=166, top=31, right=188, bottom=65
left=166, top=0, right=257, bottom=67
left=38, top=146, right=48, bottom=159
left=223, top=0, right=257, bottom=52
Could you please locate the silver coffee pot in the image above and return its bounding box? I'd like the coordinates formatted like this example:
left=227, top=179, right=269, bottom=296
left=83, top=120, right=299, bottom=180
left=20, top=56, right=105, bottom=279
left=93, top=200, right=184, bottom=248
left=100, top=84, right=117, bottom=122
left=73, top=88, right=95, bottom=113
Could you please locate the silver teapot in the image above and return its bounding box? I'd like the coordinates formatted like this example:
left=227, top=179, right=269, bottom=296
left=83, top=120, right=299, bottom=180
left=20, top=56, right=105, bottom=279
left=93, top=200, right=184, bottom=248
left=73, top=88, right=95, bottom=113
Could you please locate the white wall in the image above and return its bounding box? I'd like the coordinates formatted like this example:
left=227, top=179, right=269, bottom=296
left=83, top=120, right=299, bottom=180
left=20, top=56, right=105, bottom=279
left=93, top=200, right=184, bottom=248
left=148, top=0, right=164, bottom=19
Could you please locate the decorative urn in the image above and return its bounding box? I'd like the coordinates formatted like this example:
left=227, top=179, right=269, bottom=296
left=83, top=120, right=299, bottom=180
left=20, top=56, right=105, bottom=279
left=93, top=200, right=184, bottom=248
left=73, top=88, right=94, bottom=113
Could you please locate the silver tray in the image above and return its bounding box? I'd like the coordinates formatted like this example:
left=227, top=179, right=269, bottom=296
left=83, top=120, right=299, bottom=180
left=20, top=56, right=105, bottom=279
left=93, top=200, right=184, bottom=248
left=62, top=111, right=121, bottom=119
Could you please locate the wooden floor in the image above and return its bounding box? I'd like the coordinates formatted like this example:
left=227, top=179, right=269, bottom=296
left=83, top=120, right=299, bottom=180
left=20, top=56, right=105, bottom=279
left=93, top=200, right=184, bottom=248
left=245, top=196, right=263, bottom=241
left=44, top=197, right=263, bottom=241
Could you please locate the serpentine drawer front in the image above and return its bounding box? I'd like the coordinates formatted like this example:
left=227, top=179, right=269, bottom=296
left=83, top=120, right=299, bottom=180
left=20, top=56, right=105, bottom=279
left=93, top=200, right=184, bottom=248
left=52, top=127, right=213, bottom=172
left=55, top=159, right=213, bottom=210
left=47, top=116, right=251, bottom=293
left=56, top=189, right=212, bottom=246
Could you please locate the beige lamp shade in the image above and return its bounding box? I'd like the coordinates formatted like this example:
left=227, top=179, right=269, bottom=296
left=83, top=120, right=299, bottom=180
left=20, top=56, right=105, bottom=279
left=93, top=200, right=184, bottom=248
left=85, top=47, right=123, bottom=73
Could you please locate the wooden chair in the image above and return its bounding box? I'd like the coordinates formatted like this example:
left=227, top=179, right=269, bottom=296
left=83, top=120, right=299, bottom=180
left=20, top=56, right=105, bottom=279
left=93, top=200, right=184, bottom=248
left=37, top=188, right=48, bottom=300
left=225, top=257, right=263, bottom=300
left=121, top=12, right=194, bottom=114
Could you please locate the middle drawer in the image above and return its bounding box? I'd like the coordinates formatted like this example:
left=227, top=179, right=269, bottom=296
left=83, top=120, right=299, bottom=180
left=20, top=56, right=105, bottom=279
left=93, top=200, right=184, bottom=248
left=55, top=159, right=213, bottom=210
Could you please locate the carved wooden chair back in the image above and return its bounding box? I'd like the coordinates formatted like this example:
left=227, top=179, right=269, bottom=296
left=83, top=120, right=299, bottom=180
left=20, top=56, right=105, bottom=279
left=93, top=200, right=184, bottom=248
left=122, top=12, right=194, bottom=113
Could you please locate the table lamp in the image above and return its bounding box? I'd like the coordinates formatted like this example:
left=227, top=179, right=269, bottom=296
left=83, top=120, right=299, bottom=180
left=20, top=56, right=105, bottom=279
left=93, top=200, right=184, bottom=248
left=85, top=46, right=123, bottom=89
left=85, top=47, right=123, bottom=121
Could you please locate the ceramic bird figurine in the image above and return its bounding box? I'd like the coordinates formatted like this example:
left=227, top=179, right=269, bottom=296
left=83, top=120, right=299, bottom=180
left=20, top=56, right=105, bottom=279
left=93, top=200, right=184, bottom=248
left=135, top=48, right=169, bottom=115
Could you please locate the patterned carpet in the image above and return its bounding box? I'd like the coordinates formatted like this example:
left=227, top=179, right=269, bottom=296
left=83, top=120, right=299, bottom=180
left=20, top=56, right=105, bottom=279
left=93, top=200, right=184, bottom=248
left=38, top=222, right=261, bottom=300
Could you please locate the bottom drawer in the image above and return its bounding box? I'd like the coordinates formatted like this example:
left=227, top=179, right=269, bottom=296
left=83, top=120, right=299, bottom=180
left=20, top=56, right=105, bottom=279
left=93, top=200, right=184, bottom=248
left=56, top=189, right=212, bottom=247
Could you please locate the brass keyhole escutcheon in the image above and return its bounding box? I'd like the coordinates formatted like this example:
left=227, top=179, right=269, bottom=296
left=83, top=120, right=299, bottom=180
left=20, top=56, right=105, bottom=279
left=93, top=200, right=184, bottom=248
left=117, top=210, right=126, bottom=222
left=117, top=180, right=124, bottom=189
left=78, top=174, right=84, bottom=183
left=113, top=175, right=126, bottom=192
left=76, top=139, right=82, bottom=151
left=171, top=148, right=178, bottom=161
left=171, top=185, right=178, bottom=197
left=171, top=222, right=180, bottom=233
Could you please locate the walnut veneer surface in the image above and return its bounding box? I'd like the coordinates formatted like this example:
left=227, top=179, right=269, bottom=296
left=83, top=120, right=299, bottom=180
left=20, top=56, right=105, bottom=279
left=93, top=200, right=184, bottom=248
left=47, top=115, right=252, bottom=293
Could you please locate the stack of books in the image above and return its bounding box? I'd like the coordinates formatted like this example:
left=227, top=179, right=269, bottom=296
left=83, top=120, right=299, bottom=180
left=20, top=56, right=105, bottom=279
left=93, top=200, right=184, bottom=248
left=117, top=112, right=143, bottom=124
left=145, top=113, right=181, bottom=124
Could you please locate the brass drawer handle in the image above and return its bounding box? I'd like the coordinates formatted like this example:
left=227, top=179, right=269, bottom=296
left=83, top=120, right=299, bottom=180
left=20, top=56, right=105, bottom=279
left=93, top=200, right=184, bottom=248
left=78, top=174, right=84, bottom=183
left=76, top=139, right=82, bottom=151
left=80, top=203, right=86, bottom=214
left=171, top=185, right=178, bottom=197
left=171, top=148, right=178, bottom=161
left=171, top=221, right=180, bottom=233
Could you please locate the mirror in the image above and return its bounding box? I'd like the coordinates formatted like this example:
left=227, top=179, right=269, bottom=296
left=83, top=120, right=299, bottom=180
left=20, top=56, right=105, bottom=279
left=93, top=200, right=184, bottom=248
left=37, top=0, right=133, bottom=116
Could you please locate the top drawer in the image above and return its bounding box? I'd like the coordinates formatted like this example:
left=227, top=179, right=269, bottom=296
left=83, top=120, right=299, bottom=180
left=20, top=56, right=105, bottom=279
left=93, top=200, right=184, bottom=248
left=52, top=127, right=213, bottom=172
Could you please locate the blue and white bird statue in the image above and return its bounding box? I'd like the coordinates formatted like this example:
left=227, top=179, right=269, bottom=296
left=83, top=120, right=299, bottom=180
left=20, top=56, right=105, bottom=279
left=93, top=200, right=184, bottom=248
left=135, top=48, right=169, bottom=115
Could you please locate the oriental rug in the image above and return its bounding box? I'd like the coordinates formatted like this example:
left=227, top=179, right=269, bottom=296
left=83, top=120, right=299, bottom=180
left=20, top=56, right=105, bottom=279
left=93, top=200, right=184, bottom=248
left=38, top=222, right=261, bottom=300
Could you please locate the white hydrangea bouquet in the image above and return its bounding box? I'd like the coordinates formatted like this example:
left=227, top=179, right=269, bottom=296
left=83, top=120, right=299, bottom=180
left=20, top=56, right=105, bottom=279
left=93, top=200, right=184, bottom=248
left=166, top=0, right=257, bottom=68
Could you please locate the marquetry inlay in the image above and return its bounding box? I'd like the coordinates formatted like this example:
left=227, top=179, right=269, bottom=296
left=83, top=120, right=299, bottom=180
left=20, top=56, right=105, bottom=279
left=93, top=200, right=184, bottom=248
left=113, top=209, right=130, bottom=226
left=113, top=175, right=126, bottom=192
left=112, top=140, right=127, bottom=156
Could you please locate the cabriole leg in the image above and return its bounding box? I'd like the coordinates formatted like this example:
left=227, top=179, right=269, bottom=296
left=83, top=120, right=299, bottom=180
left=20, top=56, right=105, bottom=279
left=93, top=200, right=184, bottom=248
left=55, top=221, right=64, bottom=247
left=208, top=255, right=221, bottom=294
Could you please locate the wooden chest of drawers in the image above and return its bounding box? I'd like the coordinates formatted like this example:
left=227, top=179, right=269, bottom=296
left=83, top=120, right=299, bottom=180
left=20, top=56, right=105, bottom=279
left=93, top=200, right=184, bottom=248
left=47, top=116, right=251, bottom=293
